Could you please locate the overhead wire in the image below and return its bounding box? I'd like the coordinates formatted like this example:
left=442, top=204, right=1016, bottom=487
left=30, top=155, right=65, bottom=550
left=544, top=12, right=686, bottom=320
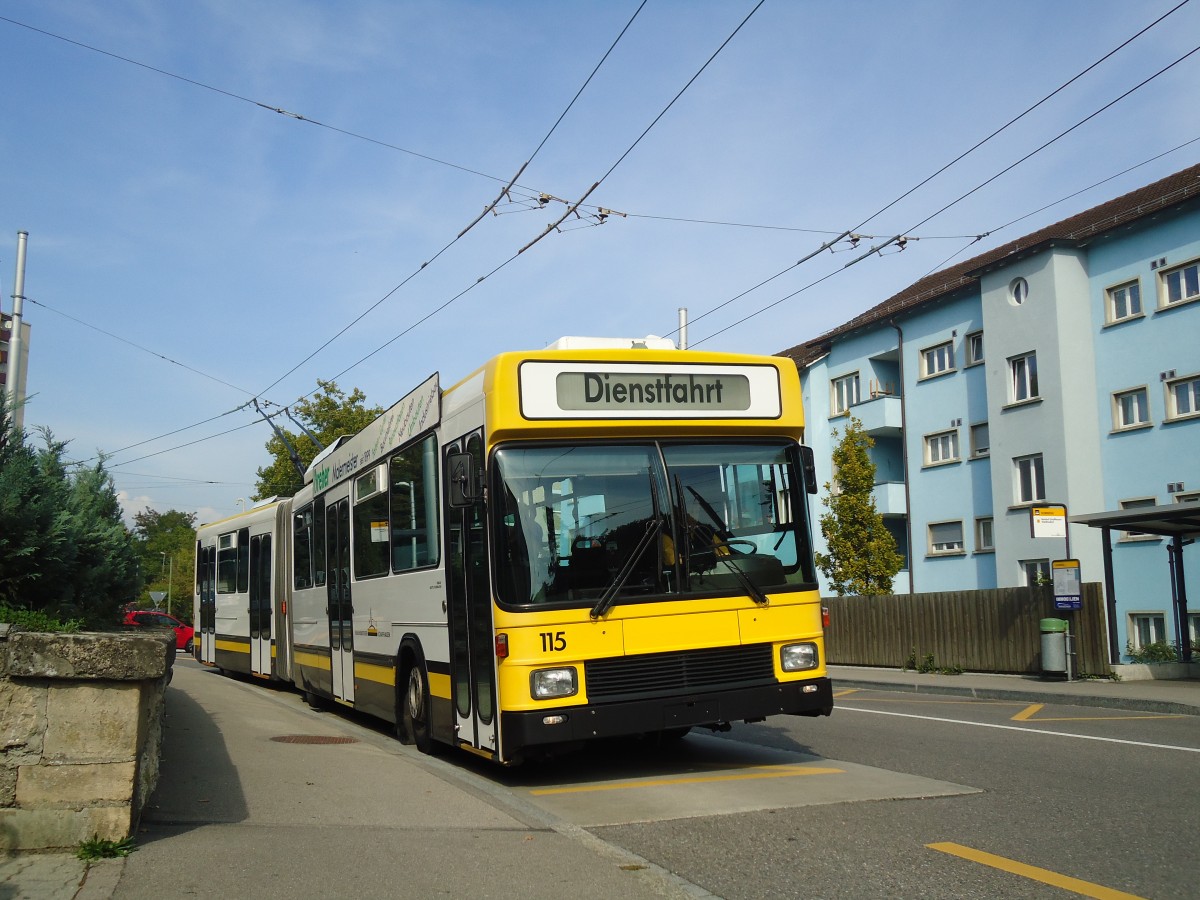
left=253, top=0, right=649, bottom=400
left=675, top=0, right=1196, bottom=343
left=917, top=134, right=1200, bottom=279
left=150, top=0, right=762, bottom=464
left=23, top=295, right=257, bottom=396
left=691, top=41, right=1200, bottom=347
left=98, top=2, right=656, bottom=471
left=310, top=0, right=765, bottom=388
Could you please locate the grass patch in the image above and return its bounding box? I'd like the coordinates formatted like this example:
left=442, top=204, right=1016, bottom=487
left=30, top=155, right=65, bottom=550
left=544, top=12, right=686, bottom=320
left=76, top=835, right=137, bottom=860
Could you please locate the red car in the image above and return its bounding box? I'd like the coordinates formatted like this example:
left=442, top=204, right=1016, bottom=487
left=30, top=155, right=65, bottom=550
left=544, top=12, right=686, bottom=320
left=123, top=609, right=194, bottom=653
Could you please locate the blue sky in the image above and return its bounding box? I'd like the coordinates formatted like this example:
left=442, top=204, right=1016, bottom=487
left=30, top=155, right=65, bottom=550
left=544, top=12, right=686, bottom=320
left=2, top=0, right=1198, bottom=526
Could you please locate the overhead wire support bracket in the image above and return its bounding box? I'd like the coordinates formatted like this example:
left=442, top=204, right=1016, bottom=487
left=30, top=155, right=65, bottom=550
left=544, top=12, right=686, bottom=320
left=457, top=160, right=531, bottom=238
left=255, top=102, right=307, bottom=121
left=518, top=182, right=601, bottom=254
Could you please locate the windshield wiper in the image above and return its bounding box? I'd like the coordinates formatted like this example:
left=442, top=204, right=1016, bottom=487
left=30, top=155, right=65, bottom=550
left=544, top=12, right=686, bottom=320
left=589, top=517, right=662, bottom=619
left=591, top=475, right=663, bottom=620
left=684, top=486, right=768, bottom=606
left=717, top=553, right=769, bottom=606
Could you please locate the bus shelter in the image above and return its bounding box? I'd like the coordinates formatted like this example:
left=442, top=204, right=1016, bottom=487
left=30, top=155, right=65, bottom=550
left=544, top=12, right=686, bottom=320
left=1071, top=503, right=1200, bottom=665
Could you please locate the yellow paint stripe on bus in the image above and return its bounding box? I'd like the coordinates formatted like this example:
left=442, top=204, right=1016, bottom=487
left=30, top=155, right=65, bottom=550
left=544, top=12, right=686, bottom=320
left=529, top=764, right=843, bottom=796
left=294, top=651, right=331, bottom=672
left=215, top=640, right=249, bottom=654
left=927, top=842, right=1146, bottom=899
left=355, top=661, right=395, bottom=686
left=429, top=672, right=451, bottom=700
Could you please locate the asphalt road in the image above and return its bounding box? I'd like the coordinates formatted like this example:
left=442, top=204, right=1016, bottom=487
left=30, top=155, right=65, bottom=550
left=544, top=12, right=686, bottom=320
left=573, top=690, right=1200, bottom=899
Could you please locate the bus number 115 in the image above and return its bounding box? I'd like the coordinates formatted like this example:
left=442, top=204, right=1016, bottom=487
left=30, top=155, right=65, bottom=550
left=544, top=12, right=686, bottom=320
left=540, top=631, right=567, bottom=652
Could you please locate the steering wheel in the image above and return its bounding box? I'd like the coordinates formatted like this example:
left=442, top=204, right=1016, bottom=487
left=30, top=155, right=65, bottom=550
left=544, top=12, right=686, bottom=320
left=719, top=538, right=758, bottom=555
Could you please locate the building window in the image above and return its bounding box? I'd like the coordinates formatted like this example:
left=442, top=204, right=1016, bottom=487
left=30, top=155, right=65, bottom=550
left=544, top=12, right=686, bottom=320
left=966, top=331, right=984, bottom=366
left=1106, top=280, right=1142, bottom=323
left=1190, top=613, right=1200, bottom=647
left=1165, top=374, right=1200, bottom=420
left=920, top=341, right=954, bottom=379
left=1161, top=260, right=1199, bottom=307
left=1022, top=558, right=1050, bottom=586
left=1129, top=613, right=1167, bottom=651
left=1009, top=352, right=1039, bottom=403
left=928, top=521, right=964, bottom=555
left=1112, top=387, right=1150, bottom=430
left=1010, top=277, right=1029, bottom=306
left=1175, top=490, right=1200, bottom=504
left=1014, top=454, right=1045, bottom=504
left=975, top=517, right=994, bottom=552
left=831, top=373, right=860, bottom=416
left=970, top=422, right=989, bottom=458
left=1118, top=497, right=1158, bottom=541
left=924, top=429, right=960, bottom=465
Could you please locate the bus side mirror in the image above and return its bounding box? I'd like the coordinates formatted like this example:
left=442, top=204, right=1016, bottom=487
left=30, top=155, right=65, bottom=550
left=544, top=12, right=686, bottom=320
left=448, top=452, right=481, bottom=507
left=799, top=445, right=818, bottom=495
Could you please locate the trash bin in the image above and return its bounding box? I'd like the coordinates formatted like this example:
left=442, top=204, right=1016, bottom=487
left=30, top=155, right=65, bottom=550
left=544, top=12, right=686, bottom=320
left=1040, top=617, right=1068, bottom=676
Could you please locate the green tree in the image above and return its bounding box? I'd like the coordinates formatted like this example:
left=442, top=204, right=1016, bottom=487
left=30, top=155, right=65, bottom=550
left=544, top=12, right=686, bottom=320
left=132, top=508, right=197, bottom=618
left=254, top=380, right=382, bottom=500
left=0, top=393, right=141, bottom=626
left=813, top=416, right=903, bottom=596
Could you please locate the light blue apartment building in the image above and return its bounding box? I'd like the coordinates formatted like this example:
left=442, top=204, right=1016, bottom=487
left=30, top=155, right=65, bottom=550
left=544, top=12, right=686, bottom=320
left=781, top=164, right=1200, bottom=660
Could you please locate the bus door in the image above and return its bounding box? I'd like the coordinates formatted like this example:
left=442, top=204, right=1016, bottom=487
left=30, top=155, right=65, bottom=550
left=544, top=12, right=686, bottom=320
left=248, top=532, right=273, bottom=676
left=199, top=543, right=217, bottom=665
left=446, top=432, right=497, bottom=752
left=326, top=497, right=355, bottom=703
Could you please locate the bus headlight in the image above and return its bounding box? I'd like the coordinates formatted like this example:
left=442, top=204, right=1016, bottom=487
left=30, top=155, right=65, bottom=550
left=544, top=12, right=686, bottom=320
left=780, top=642, right=819, bottom=672
left=530, top=667, right=578, bottom=700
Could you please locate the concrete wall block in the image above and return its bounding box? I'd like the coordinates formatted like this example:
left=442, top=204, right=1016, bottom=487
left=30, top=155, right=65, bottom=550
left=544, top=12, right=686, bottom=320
left=16, top=761, right=137, bottom=808
left=5, top=632, right=171, bottom=681
left=44, top=683, right=142, bottom=763
left=0, top=804, right=134, bottom=851
left=0, top=679, right=46, bottom=758
left=0, top=767, right=15, bottom=807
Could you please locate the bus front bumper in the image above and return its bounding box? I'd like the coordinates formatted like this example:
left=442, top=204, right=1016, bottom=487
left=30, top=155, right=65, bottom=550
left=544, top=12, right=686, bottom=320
left=501, top=676, right=832, bottom=748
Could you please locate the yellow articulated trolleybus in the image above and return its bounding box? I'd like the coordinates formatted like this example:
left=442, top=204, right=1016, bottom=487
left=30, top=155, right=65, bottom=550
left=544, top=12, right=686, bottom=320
left=198, top=336, right=832, bottom=763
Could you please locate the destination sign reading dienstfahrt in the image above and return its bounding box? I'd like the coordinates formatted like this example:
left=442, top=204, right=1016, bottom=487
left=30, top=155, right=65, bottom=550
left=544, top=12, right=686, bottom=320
left=518, top=361, right=781, bottom=419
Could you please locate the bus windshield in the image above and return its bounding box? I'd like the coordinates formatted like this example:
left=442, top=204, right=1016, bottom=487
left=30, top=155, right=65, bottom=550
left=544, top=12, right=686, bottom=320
left=492, top=440, right=816, bottom=608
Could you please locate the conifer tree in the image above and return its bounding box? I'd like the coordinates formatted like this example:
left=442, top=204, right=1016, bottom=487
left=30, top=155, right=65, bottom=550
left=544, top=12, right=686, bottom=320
left=814, top=416, right=903, bottom=595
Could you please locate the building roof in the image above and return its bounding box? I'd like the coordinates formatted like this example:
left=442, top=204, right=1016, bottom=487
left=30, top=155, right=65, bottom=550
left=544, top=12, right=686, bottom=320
left=778, top=162, right=1200, bottom=369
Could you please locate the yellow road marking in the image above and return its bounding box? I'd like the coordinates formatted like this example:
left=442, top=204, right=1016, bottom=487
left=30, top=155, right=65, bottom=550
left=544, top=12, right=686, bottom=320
left=530, top=764, right=843, bottom=796
left=1012, top=703, right=1044, bottom=721
left=833, top=688, right=860, bottom=697
left=928, top=842, right=1146, bottom=899
left=1012, top=703, right=1184, bottom=723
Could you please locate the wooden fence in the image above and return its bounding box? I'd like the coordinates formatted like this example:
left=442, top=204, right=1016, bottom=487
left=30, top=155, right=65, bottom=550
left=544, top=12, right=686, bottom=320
left=824, top=582, right=1110, bottom=676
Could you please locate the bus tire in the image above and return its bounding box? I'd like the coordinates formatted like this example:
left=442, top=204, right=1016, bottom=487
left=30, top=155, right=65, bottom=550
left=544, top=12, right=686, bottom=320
left=402, top=659, right=435, bottom=754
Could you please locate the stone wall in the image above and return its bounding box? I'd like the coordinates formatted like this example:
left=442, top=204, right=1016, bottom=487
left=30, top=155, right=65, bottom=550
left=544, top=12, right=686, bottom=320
left=0, top=625, right=174, bottom=851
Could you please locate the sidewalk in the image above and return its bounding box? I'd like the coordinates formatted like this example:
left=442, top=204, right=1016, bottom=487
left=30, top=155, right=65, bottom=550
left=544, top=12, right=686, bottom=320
left=3, top=662, right=701, bottom=900
left=4, top=661, right=1198, bottom=899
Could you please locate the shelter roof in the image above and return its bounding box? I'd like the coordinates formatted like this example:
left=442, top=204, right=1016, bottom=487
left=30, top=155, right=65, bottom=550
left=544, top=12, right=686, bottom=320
left=1071, top=503, right=1200, bottom=539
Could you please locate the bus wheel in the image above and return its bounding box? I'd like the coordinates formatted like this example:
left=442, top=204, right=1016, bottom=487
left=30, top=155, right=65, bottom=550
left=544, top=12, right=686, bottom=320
left=403, top=662, right=434, bottom=754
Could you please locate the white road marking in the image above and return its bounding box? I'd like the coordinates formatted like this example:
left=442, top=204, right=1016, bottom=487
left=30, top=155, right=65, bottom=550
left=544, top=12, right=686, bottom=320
left=838, top=706, right=1200, bottom=753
